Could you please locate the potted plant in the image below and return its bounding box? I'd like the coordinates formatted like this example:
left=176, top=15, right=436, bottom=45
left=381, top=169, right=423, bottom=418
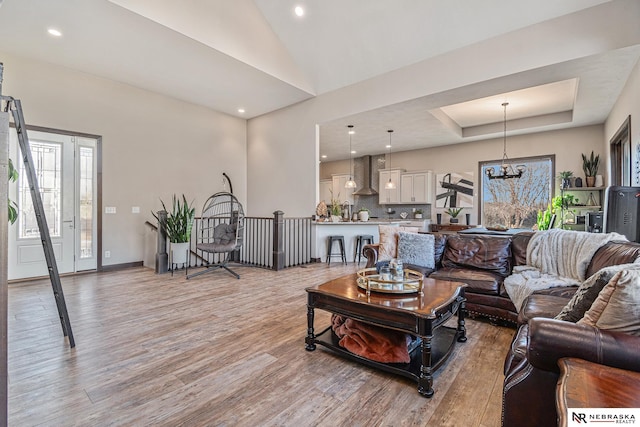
left=581, top=151, right=600, bottom=187
left=358, top=207, right=370, bottom=222
left=445, top=207, right=463, bottom=223
left=414, top=209, right=423, bottom=219
left=557, top=171, right=573, bottom=189
left=153, top=194, right=195, bottom=265
left=329, top=188, right=342, bottom=222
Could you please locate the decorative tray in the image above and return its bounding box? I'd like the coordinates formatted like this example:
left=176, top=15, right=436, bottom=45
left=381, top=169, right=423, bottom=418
left=356, top=268, right=424, bottom=294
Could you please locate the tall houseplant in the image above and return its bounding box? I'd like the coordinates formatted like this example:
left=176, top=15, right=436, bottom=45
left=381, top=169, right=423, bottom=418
left=153, top=194, right=195, bottom=264
left=581, top=151, right=600, bottom=187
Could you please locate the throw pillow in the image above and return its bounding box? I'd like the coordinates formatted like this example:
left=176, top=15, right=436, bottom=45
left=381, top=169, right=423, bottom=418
left=555, top=263, right=640, bottom=322
left=377, top=225, right=420, bottom=261
left=578, top=269, right=640, bottom=336
left=397, top=231, right=435, bottom=269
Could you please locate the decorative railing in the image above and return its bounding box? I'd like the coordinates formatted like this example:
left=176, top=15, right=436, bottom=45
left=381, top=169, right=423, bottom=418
left=153, top=210, right=313, bottom=272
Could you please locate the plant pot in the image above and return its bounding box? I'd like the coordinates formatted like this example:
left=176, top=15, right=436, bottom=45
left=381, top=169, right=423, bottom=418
left=358, top=211, right=369, bottom=222
left=449, top=218, right=459, bottom=224
left=331, top=215, right=341, bottom=223
left=414, top=214, right=422, bottom=219
left=171, top=242, right=190, bottom=265
left=586, top=176, right=596, bottom=187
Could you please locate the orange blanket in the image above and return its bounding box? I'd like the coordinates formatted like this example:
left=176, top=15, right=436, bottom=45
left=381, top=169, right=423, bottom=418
left=331, top=314, right=411, bottom=364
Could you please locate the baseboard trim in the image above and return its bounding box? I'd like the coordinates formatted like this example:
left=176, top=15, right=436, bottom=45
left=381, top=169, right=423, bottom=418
left=100, top=261, right=144, bottom=272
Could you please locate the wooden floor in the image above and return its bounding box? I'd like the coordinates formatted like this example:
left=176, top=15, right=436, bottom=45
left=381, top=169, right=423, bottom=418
left=8, top=263, right=515, bottom=426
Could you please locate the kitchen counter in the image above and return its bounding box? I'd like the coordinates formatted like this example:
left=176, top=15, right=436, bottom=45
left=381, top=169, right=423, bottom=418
left=312, top=220, right=430, bottom=262
left=315, top=219, right=429, bottom=226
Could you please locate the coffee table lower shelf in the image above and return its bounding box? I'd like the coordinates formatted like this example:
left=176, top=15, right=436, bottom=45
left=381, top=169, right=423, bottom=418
left=311, top=325, right=459, bottom=387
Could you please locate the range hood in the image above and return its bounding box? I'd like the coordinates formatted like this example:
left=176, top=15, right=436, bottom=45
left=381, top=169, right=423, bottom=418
left=353, top=155, right=378, bottom=196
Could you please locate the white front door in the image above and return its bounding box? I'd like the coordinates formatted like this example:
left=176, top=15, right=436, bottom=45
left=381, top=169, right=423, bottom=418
left=8, top=129, right=98, bottom=280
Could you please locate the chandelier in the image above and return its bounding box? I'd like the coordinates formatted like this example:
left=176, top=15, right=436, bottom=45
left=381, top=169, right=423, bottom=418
left=345, top=125, right=357, bottom=188
left=485, top=102, right=525, bottom=180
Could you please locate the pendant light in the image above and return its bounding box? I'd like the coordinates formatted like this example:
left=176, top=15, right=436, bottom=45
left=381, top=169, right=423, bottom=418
left=345, top=125, right=357, bottom=188
left=485, top=102, right=526, bottom=180
left=384, top=129, right=396, bottom=190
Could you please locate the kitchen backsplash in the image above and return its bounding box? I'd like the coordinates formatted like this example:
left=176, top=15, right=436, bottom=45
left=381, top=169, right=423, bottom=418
left=353, top=194, right=431, bottom=220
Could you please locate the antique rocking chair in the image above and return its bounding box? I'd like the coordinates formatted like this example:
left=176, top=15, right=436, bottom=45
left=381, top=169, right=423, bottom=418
left=186, top=192, right=245, bottom=279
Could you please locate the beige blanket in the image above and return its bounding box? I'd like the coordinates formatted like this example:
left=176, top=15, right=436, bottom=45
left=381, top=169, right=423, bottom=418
left=505, top=229, right=627, bottom=311
left=527, top=229, right=626, bottom=280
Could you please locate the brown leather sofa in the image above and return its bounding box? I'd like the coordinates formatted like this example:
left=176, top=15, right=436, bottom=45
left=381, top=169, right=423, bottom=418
left=363, top=231, right=534, bottom=323
left=363, top=232, right=639, bottom=325
left=364, top=232, right=640, bottom=426
left=502, top=240, right=640, bottom=427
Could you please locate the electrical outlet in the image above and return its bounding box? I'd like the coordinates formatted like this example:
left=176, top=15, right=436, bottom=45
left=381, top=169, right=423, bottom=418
left=105, top=207, right=116, bottom=214
left=105, top=251, right=111, bottom=258
left=132, top=206, right=140, bottom=214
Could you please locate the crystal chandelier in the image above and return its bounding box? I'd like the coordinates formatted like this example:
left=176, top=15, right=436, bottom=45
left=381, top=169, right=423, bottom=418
left=485, top=102, right=525, bottom=180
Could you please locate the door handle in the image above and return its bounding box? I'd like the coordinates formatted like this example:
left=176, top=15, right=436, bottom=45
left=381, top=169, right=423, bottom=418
left=63, top=219, right=74, bottom=228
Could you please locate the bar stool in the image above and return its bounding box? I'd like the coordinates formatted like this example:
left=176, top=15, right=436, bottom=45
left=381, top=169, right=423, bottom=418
left=354, top=234, right=374, bottom=264
left=326, top=235, right=346, bottom=265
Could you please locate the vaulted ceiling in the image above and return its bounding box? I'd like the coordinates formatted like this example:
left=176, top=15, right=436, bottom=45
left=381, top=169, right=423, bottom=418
left=0, top=0, right=638, bottom=160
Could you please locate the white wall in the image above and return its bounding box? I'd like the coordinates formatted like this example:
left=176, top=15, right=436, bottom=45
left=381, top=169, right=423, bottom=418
left=604, top=57, right=640, bottom=186
left=1, top=52, right=247, bottom=267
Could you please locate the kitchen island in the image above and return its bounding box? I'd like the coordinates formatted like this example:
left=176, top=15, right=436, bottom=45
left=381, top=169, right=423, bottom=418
left=313, top=220, right=430, bottom=263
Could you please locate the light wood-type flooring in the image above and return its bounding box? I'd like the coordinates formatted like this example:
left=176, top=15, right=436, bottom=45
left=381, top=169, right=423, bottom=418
left=8, top=263, right=515, bottom=426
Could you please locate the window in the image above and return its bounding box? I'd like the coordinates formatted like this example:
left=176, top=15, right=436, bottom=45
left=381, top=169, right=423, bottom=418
left=479, top=155, right=554, bottom=228
left=19, top=140, right=62, bottom=238
left=79, top=146, right=94, bottom=258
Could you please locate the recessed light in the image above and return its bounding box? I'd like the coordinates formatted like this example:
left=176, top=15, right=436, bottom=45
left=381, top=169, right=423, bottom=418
left=47, top=28, right=62, bottom=37
left=321, top=155, right=327, bottom=159
left=386, top=145, right=392, bottom=149
left=351, top=150, right=356, bottom=154
left=237, top=108, right=245, bottom=114
left=294, top=6, right=304, bottom=17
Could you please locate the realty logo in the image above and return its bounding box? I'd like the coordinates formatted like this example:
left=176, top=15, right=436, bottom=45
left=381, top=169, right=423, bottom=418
left=572, top=412, right=587, bottom=423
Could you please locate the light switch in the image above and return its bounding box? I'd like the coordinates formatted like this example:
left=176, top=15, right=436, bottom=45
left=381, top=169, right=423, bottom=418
left=132, top=206, right=140, bottom=214
left=105, top=206, right=116, bottom=214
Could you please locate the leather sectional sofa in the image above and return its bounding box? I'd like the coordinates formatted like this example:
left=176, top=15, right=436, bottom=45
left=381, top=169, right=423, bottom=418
left=363, top=231, right=639, bottom=324
left=502, top=240, right=640, bottom=427
left=363, top=231, right=640, bottom=427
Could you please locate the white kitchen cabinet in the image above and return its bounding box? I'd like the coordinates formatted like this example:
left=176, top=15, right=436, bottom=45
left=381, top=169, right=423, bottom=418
left=379, top=169, right=402, bottom=204
left=331, top=174, right=354, bottom=205
left=319, top=179, right=332, bottom=204
left=400, top=171, right=433, bottom=204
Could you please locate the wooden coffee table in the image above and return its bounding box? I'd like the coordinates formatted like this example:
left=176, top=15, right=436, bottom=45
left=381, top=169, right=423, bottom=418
left=305, top=274, right=467, bottom=397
